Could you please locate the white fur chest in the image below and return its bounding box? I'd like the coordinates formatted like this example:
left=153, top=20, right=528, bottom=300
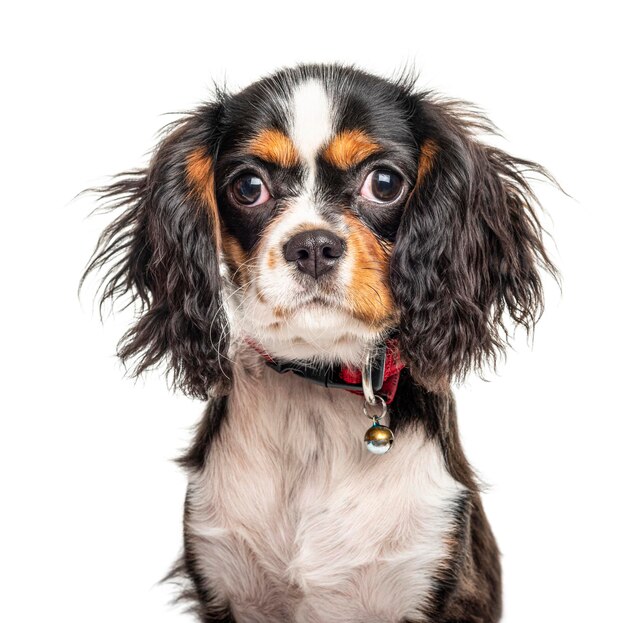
left=186, top=357, right=465, bottom=623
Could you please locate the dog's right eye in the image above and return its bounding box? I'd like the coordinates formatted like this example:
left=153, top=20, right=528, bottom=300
left=231, top=173, right=270, bottom=206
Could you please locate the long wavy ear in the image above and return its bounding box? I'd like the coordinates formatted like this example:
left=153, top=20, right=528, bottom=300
left=81, top=103, right=230, bottom=399
left=390, top=96, right=558, bottom=392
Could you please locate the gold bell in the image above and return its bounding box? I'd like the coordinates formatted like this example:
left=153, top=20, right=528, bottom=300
left=364, top=422, right=394, bottom=455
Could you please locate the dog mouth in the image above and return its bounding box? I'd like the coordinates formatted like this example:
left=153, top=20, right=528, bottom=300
left=274, top=294, right=344, bottom=318
left=250, top=281, right=396, bottom=335
left=266, top=288, right=393, bottom=325
left=247, top=286, right=394, bottom=363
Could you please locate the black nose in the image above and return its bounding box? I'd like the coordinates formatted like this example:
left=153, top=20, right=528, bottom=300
left=282, top=229, right=345, bottom=279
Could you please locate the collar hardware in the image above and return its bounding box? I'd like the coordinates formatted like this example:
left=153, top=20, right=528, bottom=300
left=250, top=339, right=405, bottom=404
left=265, top=348, right=386, bottom=394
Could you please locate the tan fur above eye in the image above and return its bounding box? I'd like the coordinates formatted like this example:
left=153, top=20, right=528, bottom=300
left=323, top=129, right=380, bottom=170
left=248, top=128, right=300, bottom=168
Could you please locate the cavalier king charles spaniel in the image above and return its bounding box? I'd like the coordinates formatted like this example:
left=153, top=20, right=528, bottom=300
left=84, top=64, right=556, bottom=622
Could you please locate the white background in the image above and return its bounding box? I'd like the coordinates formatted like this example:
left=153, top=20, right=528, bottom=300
left=2, top=2, right=625, bottom=621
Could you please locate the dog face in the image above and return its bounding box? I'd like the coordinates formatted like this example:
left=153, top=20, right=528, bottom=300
left=198, top=74, right=420, bottom=363
left=85, top=64, right=555, bottom=398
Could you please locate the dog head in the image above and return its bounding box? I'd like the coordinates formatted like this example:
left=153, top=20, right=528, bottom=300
left=84, top=64, right=556, bottom=398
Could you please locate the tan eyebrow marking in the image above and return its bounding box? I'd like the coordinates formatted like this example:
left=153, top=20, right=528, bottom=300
left=323, top=129, right=380, bottom=170
left=417, top=139, right=438, bottom=186
left=248, top=128, right=299, bottom=168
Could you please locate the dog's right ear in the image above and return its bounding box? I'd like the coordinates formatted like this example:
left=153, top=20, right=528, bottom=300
left=81, top=102, right=230, bottom=399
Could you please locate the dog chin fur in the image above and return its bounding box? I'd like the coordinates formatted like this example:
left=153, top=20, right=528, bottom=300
left=227, top=298, right=385, bottom=365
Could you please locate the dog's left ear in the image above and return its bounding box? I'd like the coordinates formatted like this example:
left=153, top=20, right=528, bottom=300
left=390, top=96, right=558, bottom=392
left=82, top=103, right=230, bottom=399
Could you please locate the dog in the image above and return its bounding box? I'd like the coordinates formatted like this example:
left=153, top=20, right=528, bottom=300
left=83, top=64, right=556, bottom=622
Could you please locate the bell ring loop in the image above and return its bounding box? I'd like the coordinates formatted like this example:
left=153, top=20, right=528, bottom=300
left=361, top=349, right=379, bottom=406
left=362, top=394, right=387, bottom=422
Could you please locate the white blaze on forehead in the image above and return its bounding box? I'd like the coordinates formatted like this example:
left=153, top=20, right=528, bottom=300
left=290, top=79, right=333, bottom=171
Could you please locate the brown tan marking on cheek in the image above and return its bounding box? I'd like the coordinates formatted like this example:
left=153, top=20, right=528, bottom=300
left=221, top=231, right=249, bottom=286
left=248, top=129, right=299, bottom=168
left=323, top=130, right=380, bottom=170
left=344, top=214, right=395, bottom=327
left=186, top=149, right=220, bottom=244
left=417, top=139, right=438, bottom=186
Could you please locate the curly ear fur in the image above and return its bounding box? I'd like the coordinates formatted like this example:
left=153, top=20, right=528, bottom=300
left=81, top=103, right=230, bottom=399
left=391, top=96, right=558, bottom=392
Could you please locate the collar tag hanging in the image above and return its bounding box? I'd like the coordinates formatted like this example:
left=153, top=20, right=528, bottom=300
left=362, top=350, right=394, bottom=455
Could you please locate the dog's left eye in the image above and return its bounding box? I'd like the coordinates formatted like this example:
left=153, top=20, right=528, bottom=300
left=231, top=173, right=270, bottom=206
left=359, top=169, right=404, bottom=203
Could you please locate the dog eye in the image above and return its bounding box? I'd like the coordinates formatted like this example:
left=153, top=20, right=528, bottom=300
left=360, top=169, right=403, bottom=203
left=231, top=174, right=270, bottom=206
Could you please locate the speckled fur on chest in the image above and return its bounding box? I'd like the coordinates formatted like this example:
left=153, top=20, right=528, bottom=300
left=184, top=358, right=465, bottom=623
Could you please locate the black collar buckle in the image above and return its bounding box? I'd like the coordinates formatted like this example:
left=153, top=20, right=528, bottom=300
left=265, top=348, right=386, bottom=394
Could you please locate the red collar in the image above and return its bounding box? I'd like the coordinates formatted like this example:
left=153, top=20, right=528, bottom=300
left=246, top=339, right=405, bottom=404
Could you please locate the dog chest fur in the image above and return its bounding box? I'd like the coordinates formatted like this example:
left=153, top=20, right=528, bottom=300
left=185, top=353, right=466, bottom=622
